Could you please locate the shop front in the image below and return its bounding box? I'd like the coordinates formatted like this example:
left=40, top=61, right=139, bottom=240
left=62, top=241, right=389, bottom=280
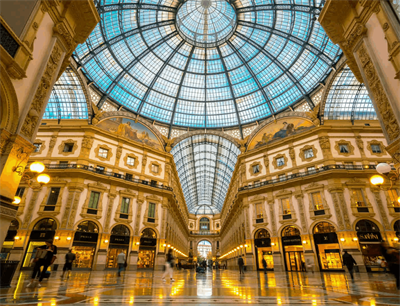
left=356, top=220, right=383, bottom=272
left=281, top=226, right=304, bottom=272
left=0, top=220, right=19, bottom=260
left=72, top=221, right=99, bottom=270
left=106, top=225, right=130, bottom=269
left=138, top=228, right=157, bottom=269
left=313, top=222, right=343, bottom=271
left=22, top=218, right=57, bottom=269
left=254, top=229, right=274, bottom=271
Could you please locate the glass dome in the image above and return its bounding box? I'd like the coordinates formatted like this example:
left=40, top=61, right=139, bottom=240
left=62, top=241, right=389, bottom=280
left=74, top=0, right=341, bottom=129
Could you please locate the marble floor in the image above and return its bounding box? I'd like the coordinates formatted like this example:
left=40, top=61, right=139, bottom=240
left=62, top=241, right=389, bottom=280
left=0, top=269, right=399, bottom=305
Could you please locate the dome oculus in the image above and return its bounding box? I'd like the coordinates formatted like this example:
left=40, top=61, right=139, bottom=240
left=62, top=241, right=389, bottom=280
left=176, top=0, right=237, bottom=47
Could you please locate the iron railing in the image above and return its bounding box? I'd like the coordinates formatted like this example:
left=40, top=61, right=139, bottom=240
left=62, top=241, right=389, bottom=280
left=190, top=230, right=220, bottom=236
left=239, top=164, right=377, bottom=191
left=44, top=163, right=173, bottom=191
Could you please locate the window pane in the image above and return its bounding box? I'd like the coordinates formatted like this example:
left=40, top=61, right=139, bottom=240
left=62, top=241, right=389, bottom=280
left=88, top=191, right=100, bottom=209
left=47, top=188, right=61, bottom=205
left=304, top=148, right=314, bottom=158
left=312, top=192, right=323, bottom=210
left=33, top=143, right=41, bottom=152
left=339, top=144, right=349, bottom=153
left=121, top=197, right=130, bottom=214
left=281, top=198, right=291, bottom=214
left=371, top=144, right=381, bottom=153
left=127, top=157, right=135, bottom=166
left=148, top=202, right=156, bottom=218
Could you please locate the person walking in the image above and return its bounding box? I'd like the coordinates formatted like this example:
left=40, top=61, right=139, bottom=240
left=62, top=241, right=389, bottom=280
left=61, top=249, right=76, bottom=279
left=117, top=251, right=126, bottom=277
left=238, top=255, right=244, bottom=275
left=162, top=249, right=175, bottom=282
left=342, top=251, right=357, bottom=280
left=27, top=240, right=57, bottom=287
left=262, top=258, right=267, bottom=274
left=380, top=242, right=400, bottom=289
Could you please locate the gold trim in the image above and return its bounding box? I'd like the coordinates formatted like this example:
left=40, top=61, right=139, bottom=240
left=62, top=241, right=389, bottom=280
left=94, top=143, right=113, bottom=162
left=299, top=144, right=318, bottom=162
left=149, top=161, right=162, bottom=176
left=334, top=140, right=355, bottom=157
left=366, top=140, right=386, bottom=157
left=58, top=139, right=78, bottom=156
left=249, top=161, right=262, bottom=177
left=272, top=154, right=288, bottom=170
left=80, top=182, right=107, bottom=220
left=114, top=189, right=136, bottom=224
left=123, top=153, right=139, bottom=170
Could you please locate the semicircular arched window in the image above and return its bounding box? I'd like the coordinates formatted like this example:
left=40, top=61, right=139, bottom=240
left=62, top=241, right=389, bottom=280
left=141, top=228, right=157, bottom=239
left=282, top=226, right=300, bottom=237
left=33, top=218, right=57, bottom=231
left=255, top=229, right=270, bottom=239
left=77, top=221, right=99, bottom=233
left=8, top=219, right=20, bottom=231
left=199, top=218, right=210, bottom=231
left=111, top=224, right=130, bottom=236
left=355, top=220, right=380, bottom=232
left=313, top=222, right=336, bottom=234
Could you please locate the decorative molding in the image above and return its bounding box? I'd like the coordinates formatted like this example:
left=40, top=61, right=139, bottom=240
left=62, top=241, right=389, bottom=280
left=370, top=188, right=390, bottom=230
left=272, top=154, right=288, bottom=170
left=366, top=139, right=386, bottom=157
left=31, top=139, right=46, bottom=155
left=334, top=139, right=355, bottom=157
left=80, top=182, right=107, bottom=220
left=299, top=144, right=318, bottom=162
left=171, top=130, right=241, bottom=149
left=149, top=161, right=162, bottom=176
left=249, top=161, right=262, bottom=177
left=123, top=152, right=139, bottom=170
left=94, top=143, right=113, bottom=162
left=58, top=139, right=78, bottom=156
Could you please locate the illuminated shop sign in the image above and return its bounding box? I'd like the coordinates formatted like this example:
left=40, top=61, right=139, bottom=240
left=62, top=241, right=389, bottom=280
left=357, top=232, right=382, bottom=242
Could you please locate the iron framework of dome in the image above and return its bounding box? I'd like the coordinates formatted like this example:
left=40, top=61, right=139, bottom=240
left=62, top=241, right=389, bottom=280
left=74, top=0, right=342, bottom=130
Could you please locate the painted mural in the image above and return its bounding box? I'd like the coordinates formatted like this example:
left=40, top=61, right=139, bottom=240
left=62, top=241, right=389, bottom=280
left=248, top=118, right=314, bottom=150
left=97, top=117, right=163, bottom=151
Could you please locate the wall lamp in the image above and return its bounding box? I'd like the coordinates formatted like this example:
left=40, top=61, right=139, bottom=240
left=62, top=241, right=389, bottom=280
left=67, top=237, right=72, bottom=241
left=302, top=240, right=307, bottom=244
left=163, top=244, right=167, bottom=247
left=104, top=239, right=109, bottom=243
left=14, top=236, right=20, bottom=240
left=393, top=237, right=399, bottom=242
left=352, top=237, right=358, bottom=242
left=340, top=238, right=345, bottom=242
left=244, top=244, right=248, bottom=248
left=136, top=242, right=140, bottom=245
left=240, top=245, right=243, bottom=248
left=271, top=242, right=275, bottom=246
left=370, top=163, right=399, bottom=192
left=54, top=236, right=60, bottom=240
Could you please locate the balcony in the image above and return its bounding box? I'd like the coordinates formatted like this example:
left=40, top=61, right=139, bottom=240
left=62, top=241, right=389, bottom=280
left=42, top=163, right=173, bottom=191
left=239, top=164, right=377, bottom=191
left=190, top=230, right=219, bottom=236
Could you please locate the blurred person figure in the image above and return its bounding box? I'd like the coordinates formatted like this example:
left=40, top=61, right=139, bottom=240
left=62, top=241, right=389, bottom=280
left=27, top=240, right=57, bottom=287
left=162, top=249, right=175, bottom=282
left=117, top=251, right=126, bottom=277
left=61, top=249, right=76, bottom=279
left=380, top=241, right=400, bottom=289
left=342, top=251, right=357, bottom=281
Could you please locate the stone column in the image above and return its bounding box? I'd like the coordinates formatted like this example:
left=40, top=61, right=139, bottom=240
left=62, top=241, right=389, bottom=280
left=103, top=187, right=117, bottom=233
left=60, top=182, right=84, bottom=229
left=294, top=191, right=308, bottom=234
left=328, top=183, right=351, bottom=230
left=21, top=184, right=42, bottom=229
left=371, top=187, right=391, bottom=231
left=140, top=154, right=147, bottom=180
left=134, top=196, right=144, bottom=236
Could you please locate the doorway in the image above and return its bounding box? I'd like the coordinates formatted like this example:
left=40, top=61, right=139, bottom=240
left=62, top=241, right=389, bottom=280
left=285, top=249, right=305, bottom=272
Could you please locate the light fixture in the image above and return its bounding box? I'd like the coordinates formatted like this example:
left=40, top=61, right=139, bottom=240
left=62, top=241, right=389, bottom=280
left=302, top=240, right=307, bottom=244
left=67, top=236, right=72, bottom=241
left=37, top=173, right=50, bottom=185
left=352, top=237, right=358, bottom=242
left=30, top=162, right=45, bottom=173
left=370, top=163, right=399, bottom=191
left=340, top=238, right=345, bottom=242
left=13, top=196, right=21, bottom=205
left=54, top=236, right=60, bottom=240
left=136, top=242, right=140, bottom=245
left=394, top=237, right=399, bottom=242
left=167, top=244, right=171, bottom=247
left=244, top=244, right=248, bottom=247
left=271, top=242, right=275, bottom=246
left=240, top=245, right=243, bottom=248
left=104, top=239, right=109, bottom=243
left=163, top=244, right=166, bottom=247
left=14, top=236, right=20, bottom=240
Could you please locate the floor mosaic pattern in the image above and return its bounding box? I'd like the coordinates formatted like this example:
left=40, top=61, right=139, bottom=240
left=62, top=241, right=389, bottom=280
left=1, top=269, right=399, bottom=305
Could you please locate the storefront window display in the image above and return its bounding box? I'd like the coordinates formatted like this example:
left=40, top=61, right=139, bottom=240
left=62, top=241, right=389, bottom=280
left=22, top=218, right=57, bottom=269
left=107, top=225, right=130, bottom=269
left=0, top=219, right=19, bottom=260
left=313, top=222, right=343, bottom=271
left=281, top=226, right=304, bottom=272
left=138, top=228, right=157, bottom=269
left=356, top=220, right=383, bottom=272
left=72, top=221, right=99, bottom=269
left=394, top=220, right=400, bottom=239
left=254, top=229, right=274, bottom=270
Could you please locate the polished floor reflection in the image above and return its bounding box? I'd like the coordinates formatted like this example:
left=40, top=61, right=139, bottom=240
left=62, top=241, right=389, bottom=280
left=1, top=269, right=399, bottom=305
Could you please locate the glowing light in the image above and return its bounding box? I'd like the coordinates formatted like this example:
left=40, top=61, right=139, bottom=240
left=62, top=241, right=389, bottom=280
left=370, top=298, right=376, bottom=306
left=94, top=297, right=99, bottom=306
left=14, top=236, right=20, bottom=240
left=340, top=238, right=345, bottom=242
left=67, top=236, right=72, bottom=240
left=30, top=162, right=45, bottom=173
left=167, top=244, right=171, bottom=247
left=376, top=163, right=391, bottom=175
left=244, top=244, right=248, bottom=247
left=394, top=237, right=399, bottom=242
left=129, top=297, right=134, bottom=304
left=104, top=239, right=109, bottom=243
left=37, top=173, right=50, bottom=184
left=302, top=240, right=307, bottom=244
left=398, top=196, right=400, bottom=204
left=271, top=242, right=275, bottom=246
left=370, top=175, right=384, bottom=186
left=240, top=245, right=243, bottom=248
left=163, top=244, right=166, bottom=247
left=136, top=242, right=140, bottom=245
left=352, top=237, right=358, bottom=241
left=277, top=297, right=282, bottom=305
left=13, top=196, right=21, bottom=204
left=54, top=236, right=60, bottom=240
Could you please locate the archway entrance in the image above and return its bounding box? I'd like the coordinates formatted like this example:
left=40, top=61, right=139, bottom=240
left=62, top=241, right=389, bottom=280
left=313, top=222, right=342, bottom=271
left=356, top=220, right=383, bottom=272
left=197, top=240, right=212, bottom=264
left=254, top=229, right=273, bottom=271
left=72, top=221, right=99, bottom=269
left=138, top=228, right=157, bottom=269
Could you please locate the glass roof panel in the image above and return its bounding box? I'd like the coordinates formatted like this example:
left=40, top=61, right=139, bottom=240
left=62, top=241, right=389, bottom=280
left=325, top=66, right=377, bottom=121
left=171, top=135, right=240, bottom=214
left=74, top=0, right=342, bottom=129
left=43, top=67, right=88, bottom=120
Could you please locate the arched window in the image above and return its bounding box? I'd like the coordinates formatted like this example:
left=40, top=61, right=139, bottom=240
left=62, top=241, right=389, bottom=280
left=393, top=220, right=400, bottom=235
left=111, top=225, right=130, bottom=236
left=199, top=217, right=210, bottom=231
left=33, top=218, right=57, bottom=231
left=282, top=226, right=300, bottom=237
left=255, top=229, right=270, bottom=239
left=141, top=228, right=156, bottom=238
left=77, top=221, right=99, bottom=233
left=197, top=240, right=212, bottom=259
left=313, top=222, right=336, bottom=234
left=355, top=220, right=379, bottom=232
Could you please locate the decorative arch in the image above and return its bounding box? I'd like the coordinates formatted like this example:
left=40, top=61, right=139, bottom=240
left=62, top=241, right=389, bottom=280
left=28, top=217, right=59, bottom=231
left=140, top=227, right=158, bottom=239
left=74, top=219, right=103, bottom=233
left=111, top=223, right=133, bottom=236
left=0, top=64, right=19, bottom=134
left=391, top=218, right=400, bottom=232
left=309, top=220, right=338, bottom=234
left=253, top=228, right=271, bottom=239
left=172, top=130, right=241, bottom=148
left=279, top=224, right=302, bottom=237
left=354, top=218, right=383, bottom=233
